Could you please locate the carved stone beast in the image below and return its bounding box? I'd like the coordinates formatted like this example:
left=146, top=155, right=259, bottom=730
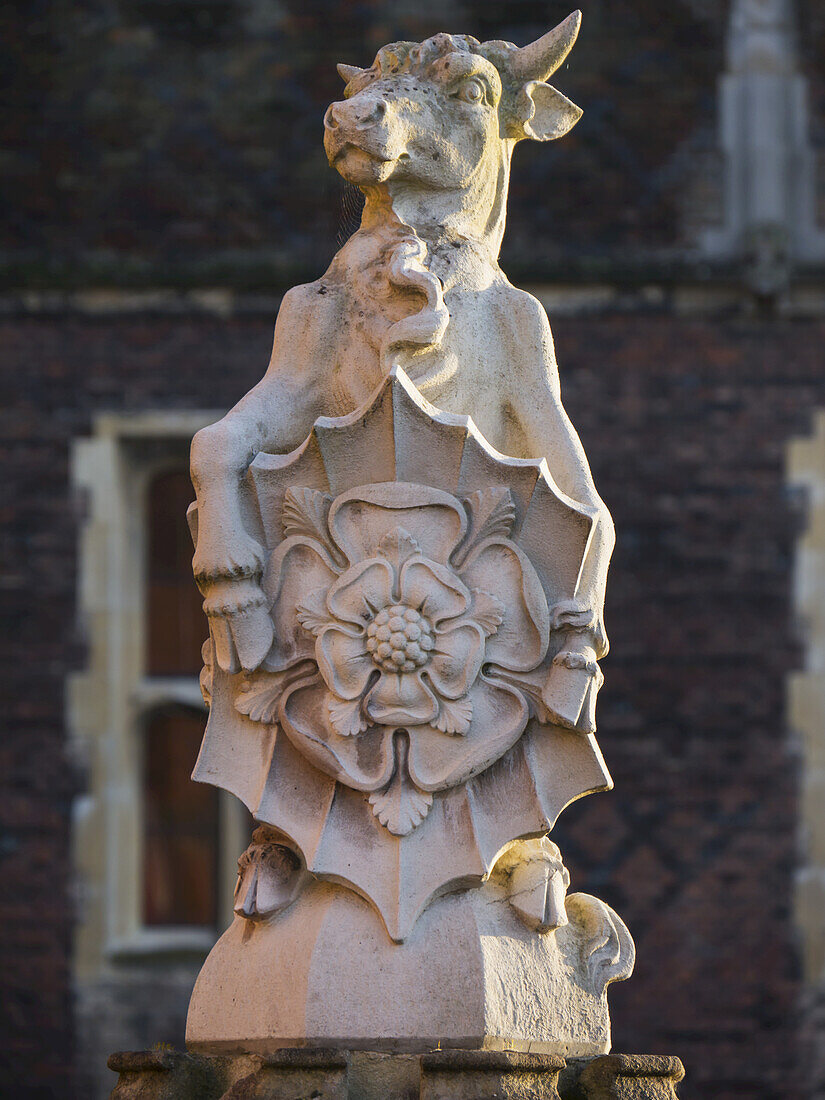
left=189, top=11, right=613, bottom=733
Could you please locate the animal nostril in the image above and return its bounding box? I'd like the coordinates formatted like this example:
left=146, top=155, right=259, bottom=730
left=355, top=97, right=388, bottom=128
left=324, top=104, right=339, bottom=130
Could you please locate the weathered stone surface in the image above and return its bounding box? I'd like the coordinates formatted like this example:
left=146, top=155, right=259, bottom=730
left=108, top=1049, right=350, bottom=1100
left=107, top=1049, right=222, bottom=1100
left=189, top=14, right=614, bottom=703
left=192, top=367, right=612, bottom=942
left=107, top=1049, right=684, bottom=1099
left=575, top=1054, right=685, bottom=1100
left=184, top=11, right=632, bottom=1060
left=420, top=1050, right=565, bottom=1100
left=218, top=1050, right=348, bottom=1100
left=187, top=841, right=633, bottom=1057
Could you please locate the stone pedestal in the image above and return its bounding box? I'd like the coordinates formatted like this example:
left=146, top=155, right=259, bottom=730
left=187, top=866, right=632, bottom=1059
left=108, top=1049, right=684, bottom=1100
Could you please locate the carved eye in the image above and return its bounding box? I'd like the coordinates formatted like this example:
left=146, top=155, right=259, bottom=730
left=456, top=78, right=485, bottom=104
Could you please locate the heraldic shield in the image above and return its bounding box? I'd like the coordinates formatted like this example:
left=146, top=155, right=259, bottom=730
left=190, top=367, right=611, bottom=942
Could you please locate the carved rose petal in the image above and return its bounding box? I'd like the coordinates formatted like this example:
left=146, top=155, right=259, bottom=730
left=406, top=677, right=529, bottom=792
left=427, top=621, right=485, bottom=700
left=326, top=558, right=394, bottom=626
left=316, top=625, right=374, bottom=700
left=264, top=537, right=340, bottom=670
left=398, top=556, right=470, bottom=624
left=279, top=675, right=396, bottom=791
left=365, top=670, right=439, bottom=726
left=328, top=483, right=467, bottom=567
left=458, top=539, right=550, bottom=672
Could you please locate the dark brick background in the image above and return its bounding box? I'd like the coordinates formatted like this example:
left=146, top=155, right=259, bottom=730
left=2, top=308, right=817, bottom=1097
left=1, top=0, right=726, bottom=287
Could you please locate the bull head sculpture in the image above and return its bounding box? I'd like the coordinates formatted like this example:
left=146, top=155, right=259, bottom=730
left=324, top=11, right=583, bottom=255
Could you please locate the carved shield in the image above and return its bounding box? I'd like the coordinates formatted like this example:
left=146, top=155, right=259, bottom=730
left=192, top=367, right=611, bottom=940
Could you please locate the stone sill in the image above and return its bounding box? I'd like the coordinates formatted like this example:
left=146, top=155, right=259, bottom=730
left=132, top=678, right=206, bottom=712
left=107, top=928, right=217, bottom=964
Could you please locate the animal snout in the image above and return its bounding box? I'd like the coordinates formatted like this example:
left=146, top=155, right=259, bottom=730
left=325, top=95, right=388, bottom=133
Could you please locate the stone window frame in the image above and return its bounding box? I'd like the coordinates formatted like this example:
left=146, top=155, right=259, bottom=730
left=69, top=411, right=245, bottom=979
left=789, top=409, right=825, bottom=985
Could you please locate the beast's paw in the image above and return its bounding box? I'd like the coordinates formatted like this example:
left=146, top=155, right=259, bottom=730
left=192, top=532, right=267, bottom=586
left=201, top=576, right=274, bottom=674
left=541, top=644, right=603, bottom=734
left=234, top=828, right=306, bottom=922
left=549, top=598, right=596, bottom=634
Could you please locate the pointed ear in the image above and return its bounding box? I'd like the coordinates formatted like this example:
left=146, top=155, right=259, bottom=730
left=520, top=81, right=582, bottom=141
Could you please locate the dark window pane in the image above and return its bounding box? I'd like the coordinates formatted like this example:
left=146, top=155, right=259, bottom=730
left=146, top=470, right=205, bottom=675
left=143, top=707, right=218, bottom=927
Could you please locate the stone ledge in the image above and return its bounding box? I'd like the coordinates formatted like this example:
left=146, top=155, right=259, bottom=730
left=573, top=1054, right=685, bottom=1099
left=420, top=1049, right=566, bottom=1100
left=108, top=1049, right=684, bottom=1099
left=107, top=1049, right=225, bottom=1099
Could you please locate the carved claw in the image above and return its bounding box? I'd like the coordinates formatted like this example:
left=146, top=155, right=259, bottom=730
left=496, top=838, right=571, bottom=934
left=202, top=577, right=274, bottom=674
left=234, top=827, right=306, bottom=922
left=542, top=644, right=603, bottom=734
left=192, top=530, right=268, bottom=588
left=510, top=859, right=570, bottom=933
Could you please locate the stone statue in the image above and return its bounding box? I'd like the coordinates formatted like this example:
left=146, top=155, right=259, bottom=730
left=190, top=9, right=613, bottom=697
left=185, top=10, right=636, bottom=1062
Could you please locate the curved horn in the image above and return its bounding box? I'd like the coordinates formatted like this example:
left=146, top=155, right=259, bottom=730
left=337, top=63, right=366, bottom=83
left=510, top=10, right=582, bottom=83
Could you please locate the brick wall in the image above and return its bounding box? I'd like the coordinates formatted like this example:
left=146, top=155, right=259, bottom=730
left=0, top=0, right=724, bottom=288
left=1, top=306, right=819, bottom=1096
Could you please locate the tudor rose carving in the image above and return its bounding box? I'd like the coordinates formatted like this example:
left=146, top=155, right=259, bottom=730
left=194, top=365, right=611, bottom=939
left=236, top=480, right=548, bottom=836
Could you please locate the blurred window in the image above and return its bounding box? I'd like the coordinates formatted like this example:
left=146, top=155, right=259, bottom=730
left=143, top=706, right=218, bottom=927
left=147, top=471, right=204, bottom=676
left=72, top=417, right=248, bottom=968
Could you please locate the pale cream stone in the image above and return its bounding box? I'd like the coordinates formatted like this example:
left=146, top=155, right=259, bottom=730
left=187, top=840, right=633, bottom=1057
left=192, top=366, right=612, bottom=940
left=185, top=10, right=634, bottom=1055
left=498, top=837, right=571, bottom=933
left=188, top=10, right=613, bottom=686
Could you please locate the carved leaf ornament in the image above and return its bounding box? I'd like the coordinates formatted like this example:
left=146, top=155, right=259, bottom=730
left=193, top=369, right=612, bottom=939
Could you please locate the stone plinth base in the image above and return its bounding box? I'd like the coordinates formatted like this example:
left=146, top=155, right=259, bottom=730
left=186, top=879, right=633, bottom=1058
left=108, top=1048, right=684, bottom=1099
